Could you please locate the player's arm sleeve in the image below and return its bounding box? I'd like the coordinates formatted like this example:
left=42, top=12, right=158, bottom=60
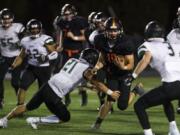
left=16, top=23, right=26, bottom=39
left=11, top=48, right=26, bottom=68
left=132, top=44, right=151, bottom=77
left=137, top=44, right=149, bottom=60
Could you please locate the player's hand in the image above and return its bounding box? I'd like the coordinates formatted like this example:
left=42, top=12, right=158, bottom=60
left=110, top=91, right=120, bottom=100
left=113, top=55, right=125, bottom=69
left=37, top=54, right=48, bottom=63
left=66, top=31, right=76, bottom=40
left=84, top=68, right=96, bottom=81
left=56, top=46, right=63, bottom=52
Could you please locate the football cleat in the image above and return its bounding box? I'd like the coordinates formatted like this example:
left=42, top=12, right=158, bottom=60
left=168, top=129, right=180, bottom=135
left=91, top=123, right=101, bottom=130
left=26, top=117, right=40, bottom=129
left=0, top=117, right=8, bottom=128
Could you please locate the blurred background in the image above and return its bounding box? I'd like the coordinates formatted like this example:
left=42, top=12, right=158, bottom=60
left=0, top=0, right=179, bottom=36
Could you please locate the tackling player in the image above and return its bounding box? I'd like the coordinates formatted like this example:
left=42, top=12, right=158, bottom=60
left=0, top=48, right=120, bottom=129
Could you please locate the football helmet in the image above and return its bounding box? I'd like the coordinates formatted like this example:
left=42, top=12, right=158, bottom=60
left=104, top=17, right=123, bottom=41
left=0, top=8, right=14, bottom=28
left=88, top=12, right=97, bottom=24
left=94, top=12, right=107, bottom=31
left=61, top=4, right=77, bottom=16
left=144, top=21, right=165, bottom=39
left=88, top=12, right=97, bottom=29
left=79, top=48, right=99, bottom=67
left=26, top=19, right=42, bottom=39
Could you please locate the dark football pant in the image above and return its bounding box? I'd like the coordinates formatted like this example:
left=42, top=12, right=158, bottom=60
left=26, top=83, right=70, bottom=122
left=19, top=65, right=51, bottom=90
left=134, top=81, right=180, bottom=129
left=0, top=56, right=23, bottom=101
left=107, top=74, right=131, bottom=111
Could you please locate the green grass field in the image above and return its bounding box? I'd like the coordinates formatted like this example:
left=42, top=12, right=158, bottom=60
left=0, top=77, right=180, bottom=135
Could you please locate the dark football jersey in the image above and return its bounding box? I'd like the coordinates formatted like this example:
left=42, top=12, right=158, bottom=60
left=56, top=16, right=88, bottom=50
left=94, top=34, right=135, bottom=78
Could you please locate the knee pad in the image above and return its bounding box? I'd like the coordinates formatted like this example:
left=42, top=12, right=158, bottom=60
left=134, top=99, right=146, bottom=113
left=61, top=111, right=71, bottom=122
left=117, top=102, right=128, bottom=111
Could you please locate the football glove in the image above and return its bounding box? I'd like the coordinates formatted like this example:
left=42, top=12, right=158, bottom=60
left=37, top=54, right=48, bottom=63
left=37, top=51, right=58, bottom=63
left=124, top=74, right=135, bottom=86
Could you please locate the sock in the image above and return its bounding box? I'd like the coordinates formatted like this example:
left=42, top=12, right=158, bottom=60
left=95, top=117, right=103, bottom=124
left=40, top=115, right=60, bottom=124
left=144, top=129, right=153, bottom=135
left=3, top=117, right=8, bottom=122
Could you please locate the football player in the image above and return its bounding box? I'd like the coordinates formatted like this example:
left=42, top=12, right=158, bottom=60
left=91, top=17, right=144, bottom=129
left=0, top=48, right=120, bottom=129
left=11, top=19, right=58, bottom=106
left=88, top=12, right=109, bottom=111
left=53, top=4, right=89, bottom=106
left=167, top=7, right=180, bottom=114
left=129, top=21, right=180, bottom=135
left=0, top=8, right=26, bottom=109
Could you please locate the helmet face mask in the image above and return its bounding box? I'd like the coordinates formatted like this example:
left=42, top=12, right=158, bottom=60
left=106, top=29, right=121, bottom=42
left=61, top=4, right=77, bottom=21
left=94, top=12, right=107, bottom=31
left=26, top=19, right=42, bottom=39
left=62, top=10, right=74, bottom=21
left=79, top=48, right=99, bottom=67
left=104, top=17, right=123, bottom=42
left=0, top=8, right=14, bottom=28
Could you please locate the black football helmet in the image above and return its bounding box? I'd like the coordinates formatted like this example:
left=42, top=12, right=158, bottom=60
left=104, top=17, right=123, bottom=41
left=94, top=12, right=107, bottom=23
left=26, top=19, right=42, bottom=39
left=79, top=48, right=99, bottom=67
left=61, top=4, right=77, bottom=16
left=88, top=12, right=97, bottom=30
left=0, top=8, right=14, bottom=28
left=88, top=12, right=97, bottom=24
left=144, top=21, right=165, bottom=39
left=94, top=12, right=107, bottom=31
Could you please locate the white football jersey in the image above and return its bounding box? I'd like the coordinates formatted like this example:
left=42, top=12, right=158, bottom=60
left=167, top=29, right=180, bottom=44
left=0, top=23, right=25, bottom=57
left=48, top=58, right=90, bottom=98
left=20, top=34, right=54, bottom=67
left=138, top=38, right=180, bottom=82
